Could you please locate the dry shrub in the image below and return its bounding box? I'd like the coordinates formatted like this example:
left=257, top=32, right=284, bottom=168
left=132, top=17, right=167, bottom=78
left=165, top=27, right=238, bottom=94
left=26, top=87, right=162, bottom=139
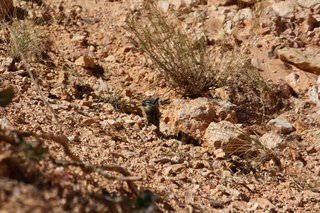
left=1, top=19, right=45, bottom=62
left=126, top=3, right=279, bottom=120
left=211, top=121, right=281, bottom=168
left=212, top=40, right=280, bottom=123
left=126, top=3, right=215, bottom=97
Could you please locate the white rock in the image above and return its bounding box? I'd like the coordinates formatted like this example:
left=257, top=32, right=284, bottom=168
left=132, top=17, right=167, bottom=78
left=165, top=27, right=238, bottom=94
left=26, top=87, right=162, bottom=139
left=285, top=73, right=299, bottom=88
left=272, top=1, right=297, bottom=18
left=203, top=121, right=252, bottom=156
left=163, top=97, right=238, bottom=136
left=260, top=132, right=284, bottom=149
left=205, top=12, right=226, bottom=41
left=268, top=116, right=295, bottom=134
left=308, top=85, right=320, bottom=106
left=0, top=118, right=13, bottom=129
left=297, top=0, right=319, bottom=8
left=233, top=8, right=253, bottom=22
left=232, top=8, right=253, bottom=41
left=75, top=56, right=95, bottom=69
left=158, top=0, right=170, bottom=12
left=278, top=48, right=320, bottom=74
left=248, top=198, right=275, bottom=211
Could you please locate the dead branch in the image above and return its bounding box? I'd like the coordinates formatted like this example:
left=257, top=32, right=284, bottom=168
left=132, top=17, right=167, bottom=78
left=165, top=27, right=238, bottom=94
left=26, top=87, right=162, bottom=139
left=0, top=128, right=140, bottom=196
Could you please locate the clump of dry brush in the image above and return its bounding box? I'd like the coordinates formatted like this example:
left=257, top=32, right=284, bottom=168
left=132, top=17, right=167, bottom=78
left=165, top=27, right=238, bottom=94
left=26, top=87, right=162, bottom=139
left=126, top=3, right=279, bottom=123
left=126, top=3, right=215, bottom=97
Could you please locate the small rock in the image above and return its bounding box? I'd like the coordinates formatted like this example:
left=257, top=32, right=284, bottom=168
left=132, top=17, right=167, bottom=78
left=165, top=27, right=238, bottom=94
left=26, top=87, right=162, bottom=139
left=0, top=118, right=12, bottom=129
left=75, top=56, right=95, bottom=69
left=275, top=80, right=298, bottom=98
left=158, top=0, right=170, bottom=12
left=209, top=199, right=224, bottom=208
left=272, top=1, right=297, bottom=18
left=1, top=57, right=15, bottom=71
left=203, top=121, right=253, bottom=156
left=260, top=132, right=284, bottom=149
left=162, top=97, right=220, bottom=134
left=205, top=13, right=226, bottom=41
left=278, top=48, right=320, bottom=74
left=306, top=145, right=317, bottom=154
left=232, top=8, right=253, bottom=41
left=80, top=100, right=93, bottom=107
left=223, top=186, right=250, bottom=201
left=233, top=8, right=253, bottom=23
left=308, top=85, right=320, bottom=106
left=163, top=164, right=185, bottom=176
left=301, top=14, right=318, bottom=32
left=268, top=116, right=295, bottom=134
left=82, top=118, right=95, bottom=126
left=285, top=73, right=300, bottom=89
left=214, top=148, right=226, bottom=158
left=248, top=198, right=275, bottom=211
left=71, top=34, right=87, bottom=46
left=251, top=58, right=265, bottom=71
left=213, top=87, right=231, bottom=101
left=297, top=0, right=319, bottom=8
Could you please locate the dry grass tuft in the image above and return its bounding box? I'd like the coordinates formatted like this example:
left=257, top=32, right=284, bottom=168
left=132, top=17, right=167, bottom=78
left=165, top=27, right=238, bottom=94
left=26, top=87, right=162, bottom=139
left=1, top=19, right=45, bottom=62
left=126, top=3, right=215, bottom=97
left=211, top=39, right=280, bottom=123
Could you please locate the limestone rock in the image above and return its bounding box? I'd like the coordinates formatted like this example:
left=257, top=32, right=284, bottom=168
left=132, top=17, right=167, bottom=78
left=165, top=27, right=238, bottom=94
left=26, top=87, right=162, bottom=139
left=0, top=57, right=15, bottom=71
left=203, top=120, right=252, bottom=156
left=75, top=56, right=95, bottom=69
left=268, top=116, right=295, bottom=134
left=232, top=8, right=253, bottom=41
left=260, top=132, right=284, bottom=149
left=158, top=0, right=170, bottom=12
left=205, top=13, right=226, bottom=41
left=163, top=98, right=217, bottom=132
left=162, top=97, right=221, bottom=134
left=308, top=85, right=320, bottom=106
left=0, top=0, right=13, bottom=18
left=297, top=0, right=319, bottom=8
left=271, top=0, right=297, bottom=18
left=248, top=198, right=276, bottom=211
left=233, top=8, right=253, bottom=23
left=285, top=73, right=299, bottom=89
left=278, top=48, right=320, bottom=74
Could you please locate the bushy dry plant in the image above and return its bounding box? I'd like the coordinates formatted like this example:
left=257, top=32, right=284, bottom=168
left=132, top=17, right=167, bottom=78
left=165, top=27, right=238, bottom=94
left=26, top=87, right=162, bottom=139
left=1, top=19, right=45, bottom=61
left=126, top=3, right=215, bottom=97
left=211, top=40, right=279, bottom=123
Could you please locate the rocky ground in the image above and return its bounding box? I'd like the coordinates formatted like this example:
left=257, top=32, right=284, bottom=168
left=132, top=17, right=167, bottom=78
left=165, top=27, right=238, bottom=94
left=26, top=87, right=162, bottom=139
left=0, top=0, right=320, bottom=212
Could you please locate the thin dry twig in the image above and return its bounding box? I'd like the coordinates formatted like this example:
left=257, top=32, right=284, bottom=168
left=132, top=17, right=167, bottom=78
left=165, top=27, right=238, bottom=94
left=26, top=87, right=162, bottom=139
left=0, top=128, right=140, bottom=196
left=1, top=22, right=63, bottom=135
left=52, top=159, right=142, bottom=182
